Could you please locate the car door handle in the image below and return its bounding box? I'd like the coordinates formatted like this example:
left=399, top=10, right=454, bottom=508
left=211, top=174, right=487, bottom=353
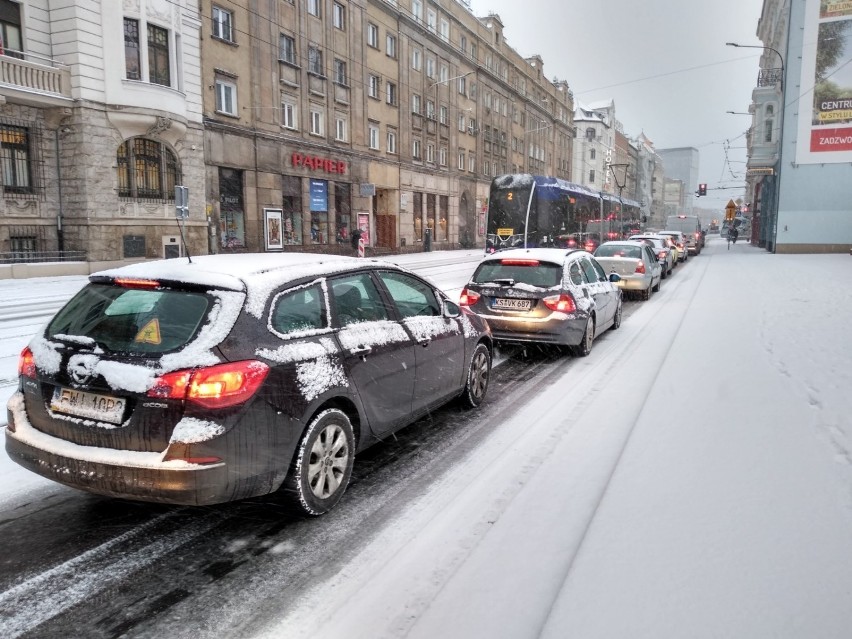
left=417, top=338, right=431, bottom=347
left=350, top=345, right=372, bottom=356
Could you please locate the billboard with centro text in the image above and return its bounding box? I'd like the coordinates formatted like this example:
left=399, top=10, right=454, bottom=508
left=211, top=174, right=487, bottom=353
left=797, top=0, right=852, bottom=163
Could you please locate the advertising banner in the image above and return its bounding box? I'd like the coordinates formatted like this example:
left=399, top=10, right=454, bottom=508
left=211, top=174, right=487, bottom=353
left=309, top=179, right=328, bottom=211
left=797, top=0, right=852, bottom=163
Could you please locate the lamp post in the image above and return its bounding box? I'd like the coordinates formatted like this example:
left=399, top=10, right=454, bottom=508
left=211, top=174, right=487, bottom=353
left=726, top=41, right=785, bottom=252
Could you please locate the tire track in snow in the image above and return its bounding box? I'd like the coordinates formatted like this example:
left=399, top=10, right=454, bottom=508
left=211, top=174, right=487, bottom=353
left=0, top=511, right=220, bottom=638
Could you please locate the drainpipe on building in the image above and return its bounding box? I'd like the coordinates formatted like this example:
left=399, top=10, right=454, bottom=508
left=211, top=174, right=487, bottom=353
left=54, top=128, right=65, bottom=255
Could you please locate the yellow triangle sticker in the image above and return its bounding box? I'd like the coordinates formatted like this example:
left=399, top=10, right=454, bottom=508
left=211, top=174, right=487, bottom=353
left=135, top=318, right=162, bottom=345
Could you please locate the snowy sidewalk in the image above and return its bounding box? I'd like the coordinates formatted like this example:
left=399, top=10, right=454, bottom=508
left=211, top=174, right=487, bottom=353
left=258, top=238, right=852, bottom=639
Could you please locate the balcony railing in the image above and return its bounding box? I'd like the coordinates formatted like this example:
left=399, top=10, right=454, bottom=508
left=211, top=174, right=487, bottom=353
left=757, top=67, right=782, bottom=88
left=0, top=49, right=71, bottom=101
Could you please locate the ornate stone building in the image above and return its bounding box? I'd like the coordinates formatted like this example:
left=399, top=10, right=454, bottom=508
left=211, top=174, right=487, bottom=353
left=0, top=0, right=206, bottom=267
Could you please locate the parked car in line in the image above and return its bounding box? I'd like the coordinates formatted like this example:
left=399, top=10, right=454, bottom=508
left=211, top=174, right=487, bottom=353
left=657, top=231, right=688, bottom=263
left=6, top=254, right=493, bottom=515
left=459, top=248, right=622, bottom=357
left=629, top=234, right=675, bottom=279
left=665, top=215, right=703, bottom=254
left=593, top=240, right=663, bottom=301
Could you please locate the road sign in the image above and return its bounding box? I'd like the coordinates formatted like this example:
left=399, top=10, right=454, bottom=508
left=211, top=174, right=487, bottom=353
left=725, top=199, right=737, bottom=222
left=175, top=186, right=189, bottom=219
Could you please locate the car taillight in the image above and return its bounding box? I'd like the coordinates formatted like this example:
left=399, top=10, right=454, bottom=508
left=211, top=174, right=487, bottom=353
left=657, top=251, right=667, bottom=260
left=634, top=260, right=646, bottom=274
left=114, top=277, right=160, bottom=289
left=18, top=346, right=36, bottom=379
left=543, top=294, right=577, bottom=313
left=459, top=288, right=480, bottom=306
left=500, top=258, right=539, bottom=266
left=148, top=360, right=270, bottom=409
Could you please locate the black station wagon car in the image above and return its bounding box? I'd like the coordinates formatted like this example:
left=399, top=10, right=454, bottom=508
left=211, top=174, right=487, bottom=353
left=5, top=254, right=492, bottom=515
left=459, top=248, right=622, bottom=356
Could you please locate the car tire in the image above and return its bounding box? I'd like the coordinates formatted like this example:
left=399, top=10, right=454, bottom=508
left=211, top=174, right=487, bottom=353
left=610, top=298, right=623, bottom=331
left=653, top=276, right=661, bottom=292
left=574, top=316, right=595, bottom=357
left=642, top=283, right=652, bottom=301
left=284, top=408, right=355, bottom=516
left=460, top=342, right=491, bottom=408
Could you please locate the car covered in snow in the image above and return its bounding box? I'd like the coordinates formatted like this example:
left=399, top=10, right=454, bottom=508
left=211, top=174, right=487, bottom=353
left=5, top=254, right=492, bottom=515
left=459, top=248, right=622, bottom=356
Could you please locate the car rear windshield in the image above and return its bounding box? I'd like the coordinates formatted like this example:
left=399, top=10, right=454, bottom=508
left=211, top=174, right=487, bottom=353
left=472, top=261, right=562, bottom=287
left=595, top=245, right=642, bottom=259
left=47, top=283, right=211, bottom=354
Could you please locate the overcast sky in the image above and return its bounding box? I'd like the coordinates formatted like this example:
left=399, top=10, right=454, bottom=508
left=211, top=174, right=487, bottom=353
left=467, top=0, right=766, bottom=211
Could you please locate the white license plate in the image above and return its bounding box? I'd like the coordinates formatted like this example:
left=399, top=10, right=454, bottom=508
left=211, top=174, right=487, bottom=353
left=51, top=387, right=127, bottom=424
left=493, top=298, right=532, bottom=310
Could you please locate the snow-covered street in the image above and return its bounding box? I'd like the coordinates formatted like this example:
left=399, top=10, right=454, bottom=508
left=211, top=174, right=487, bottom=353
left=2, top=239, right=852, bottom=638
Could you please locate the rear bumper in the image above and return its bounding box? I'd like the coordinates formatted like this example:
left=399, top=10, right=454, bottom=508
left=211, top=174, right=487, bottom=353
left=615, top=276, right=652, bottom=291
left=5, top=394, right=272, bottom=505
left=482, top=314, right=586, bottom=346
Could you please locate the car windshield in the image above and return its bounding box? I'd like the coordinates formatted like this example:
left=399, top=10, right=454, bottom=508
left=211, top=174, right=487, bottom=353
left=472, top=260, right=562, bottom=288
left=47, top=283, right=211, bottom=354
left=595, top=245, right=642, bottom=259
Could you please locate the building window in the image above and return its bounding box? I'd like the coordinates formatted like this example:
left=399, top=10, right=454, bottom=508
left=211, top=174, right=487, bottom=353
left=458, top=113, right=465, bottom=131
left=308, top=0, right=321, bottom=18
left=426, top=143, right=435, bottom=163
left=280, top=34, right=296, bottom=64
left=460, top=35, right=467, bottom=52
left=387, top=129, right=397, bottom=154
left=0, top=1, right=22, bottom=59
left=367, top=23, right=378, bottom=48
left=334, top=59, right=347, bottom=85
left=426, top=100, right=435, bottom=120
left=440, top=105, right=448, bottom=125
left=470, top=43, right=477, bottom=60
left=386, top=82, right=397, bottom=106
left=439, top=64, right=448, bottom=83
left=281, top=175, right=302, bottom=246
left=147, top=23, right=171, bottom=87
left=439, top=19, right=449, bottom=41
left=412, top=48, right=422, bottom=71
left=124, top=18, right=141, bottom=80
left=310, top=109, right=324, bottom=136
left=427, top=9, right=436, bottom=32
left=368, top=74, right=380, bottom=99
left=386, top=34, right=397, bottom=58
left=412, top=138, right=422, bottom=160
left=117, top=137, right=179, bottom=200
left=589, top=169, right=595, bottom=182
left=212, top=6, right=233, bottom=42
left=458, top=76, right=467, bottom=95
left=308, top=46, right=323, bottom=75
left=215, top=78, right=237, bottom=115
left=282, top=100, right=297, bottom=129
left=333, top=2, right=345, bottom=29
left=426, top=57, right=435, bottom=78
left=412, top=0, right=422, bottom=21
left=0, top=124, right=32, bottom=194
left=335, top=182, right=351, bottom=243
left=468, top=154, right=475, bottom=173
left=369, top=123, right=380, bottom=150
left=439, top=147, right=447, bottom=166
left=412, top=93, right=421, bottom=114
left=458, top=150, right=465, bottom=170
left=590, top=148, right=596, bottom=160
left=335, top=117, right=347, bottom=142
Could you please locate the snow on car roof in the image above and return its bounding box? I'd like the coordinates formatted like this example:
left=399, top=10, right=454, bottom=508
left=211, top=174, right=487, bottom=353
left=93, top=253, right=406, bottom=318
left=480, top=248, right=583, bottom=265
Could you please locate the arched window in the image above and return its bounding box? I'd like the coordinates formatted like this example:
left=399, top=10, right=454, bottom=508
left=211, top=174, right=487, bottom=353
left=117, top=138, right=179, bottom=200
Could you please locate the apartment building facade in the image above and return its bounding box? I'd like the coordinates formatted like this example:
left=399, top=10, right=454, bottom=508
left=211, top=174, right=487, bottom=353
left=0, top=0, right=206, bottom=265
left=200, top=0, right=576, bottom=255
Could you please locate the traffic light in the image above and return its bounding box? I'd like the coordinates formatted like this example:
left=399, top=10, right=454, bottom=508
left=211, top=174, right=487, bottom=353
left=698, top=183, right=707, bottom=196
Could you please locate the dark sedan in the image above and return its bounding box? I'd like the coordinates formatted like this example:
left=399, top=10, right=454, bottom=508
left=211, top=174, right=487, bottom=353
left=5, top=254, right=492, bottom=515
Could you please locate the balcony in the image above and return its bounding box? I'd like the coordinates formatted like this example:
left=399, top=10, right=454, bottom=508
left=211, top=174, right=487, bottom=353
left=0, top=50, right=72, bottom=106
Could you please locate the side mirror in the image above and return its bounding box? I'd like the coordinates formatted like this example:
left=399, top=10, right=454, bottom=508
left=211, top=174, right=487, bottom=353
left=609, top=272, right=622, bottom=283
left=443, top=300, right=461, bottom=318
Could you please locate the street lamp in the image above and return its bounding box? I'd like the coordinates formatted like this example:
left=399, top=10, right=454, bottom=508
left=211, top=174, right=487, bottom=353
left=726, top=110, right=752, bottom=115
left=726, top=41, right=785, bottom=252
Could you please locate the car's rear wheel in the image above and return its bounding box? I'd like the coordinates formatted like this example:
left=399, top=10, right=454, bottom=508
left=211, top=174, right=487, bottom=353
left=284, top=408, right=355, bottom=516
left=574, top=316, right=595, bottom=357
left=653, top=276, right=661, bottom=292
left=642, top=283, right=652, bottom=301
left=611, top=298, right=623, bottom=331
left=460, top=342, right=491, bottom=408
